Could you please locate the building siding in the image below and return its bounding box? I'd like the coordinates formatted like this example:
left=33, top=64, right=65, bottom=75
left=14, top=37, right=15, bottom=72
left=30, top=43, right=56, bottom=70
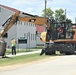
left=0, top=6, right=14, bottom=26
left=0, top=5, right=36, bottom=49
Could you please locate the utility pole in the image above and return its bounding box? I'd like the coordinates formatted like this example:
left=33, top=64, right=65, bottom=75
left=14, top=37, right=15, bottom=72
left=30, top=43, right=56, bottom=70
left=44, top=0, right=47, bottom=31
left=75, top=17, right=76, bottom=23
left=45, top=0, right=47, bottom=17
left=64, top=9, right=66, bottom=39
left=65, top=9, right=66, bottom=22
left=44, top=0, right=47, bottom=48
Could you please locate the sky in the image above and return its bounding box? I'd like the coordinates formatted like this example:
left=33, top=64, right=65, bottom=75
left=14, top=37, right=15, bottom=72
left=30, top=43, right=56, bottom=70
left=0, top=0, right=76, bottom=23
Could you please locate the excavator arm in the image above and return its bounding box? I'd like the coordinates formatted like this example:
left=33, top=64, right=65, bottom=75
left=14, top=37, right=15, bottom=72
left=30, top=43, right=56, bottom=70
left=0, top=11, right=20, bottom=38
left=18, top=16, right=50, bottom=42
left=18, top=17, right=50, bottom=27
left=0, top=11, right=51, bottom=56
left=19, top=17, right=50, bottom=42
left=0, top=12, right=50, bottom=42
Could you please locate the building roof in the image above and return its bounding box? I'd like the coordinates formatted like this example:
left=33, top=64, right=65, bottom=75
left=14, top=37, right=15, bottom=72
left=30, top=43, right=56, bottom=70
left=0, top=4, right=36, bottom=17
left=0, top=4, right=44, bottom=32
left=0, top=4, right=19, bottom=12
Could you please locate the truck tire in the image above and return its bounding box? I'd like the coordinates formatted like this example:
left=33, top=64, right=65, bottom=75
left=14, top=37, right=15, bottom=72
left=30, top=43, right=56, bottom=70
left=45, top=50, right=55, bottom=55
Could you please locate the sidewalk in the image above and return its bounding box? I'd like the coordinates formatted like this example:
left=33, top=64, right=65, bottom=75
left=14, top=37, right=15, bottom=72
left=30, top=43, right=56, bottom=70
left=6, top=49, right=41, bottom=57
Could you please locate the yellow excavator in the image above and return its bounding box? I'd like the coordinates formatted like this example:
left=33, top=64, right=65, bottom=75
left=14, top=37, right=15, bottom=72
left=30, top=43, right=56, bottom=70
left=28, top=16, right=76, bottom=55
left=40, top=21, right=76, bottom=55
left=0, top=11, right=50, bottom=56
left=0, top=11, right=76, bottom=56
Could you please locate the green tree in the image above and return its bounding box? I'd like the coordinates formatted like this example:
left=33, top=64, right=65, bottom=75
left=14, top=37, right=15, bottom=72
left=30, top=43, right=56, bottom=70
left=41, top=8, right=72, bottom=23
left=66, top=18, right=72, bottom=28
left=66, top=18, right=72, bottom=23
left=55, top=8, right=65, bottom=22
left=42, top=7, right=54, bottom=19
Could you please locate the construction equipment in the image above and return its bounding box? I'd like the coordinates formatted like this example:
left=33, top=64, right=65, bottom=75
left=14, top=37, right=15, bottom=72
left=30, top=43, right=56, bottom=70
left=0, top=11, right=76, bottom=56
left=40, top=21, right=76, bottom=55
left=0, top=11, right=50, bottom=56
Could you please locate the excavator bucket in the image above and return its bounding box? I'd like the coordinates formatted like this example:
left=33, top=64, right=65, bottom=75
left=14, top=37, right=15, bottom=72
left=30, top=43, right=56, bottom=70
left=0, top=38, right=6, bottom=56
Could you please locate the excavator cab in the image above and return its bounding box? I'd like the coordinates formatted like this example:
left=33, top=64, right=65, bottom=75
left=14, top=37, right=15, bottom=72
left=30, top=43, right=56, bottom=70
left=48, top=21, right=74, bottom=41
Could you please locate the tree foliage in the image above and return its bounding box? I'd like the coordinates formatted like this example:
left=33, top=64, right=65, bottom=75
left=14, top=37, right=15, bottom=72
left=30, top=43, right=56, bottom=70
left=42, top=8, right=72, bottom=23
left=42, top=7, right=54, bottom=19
left=55, top=8, right=65, bottom=22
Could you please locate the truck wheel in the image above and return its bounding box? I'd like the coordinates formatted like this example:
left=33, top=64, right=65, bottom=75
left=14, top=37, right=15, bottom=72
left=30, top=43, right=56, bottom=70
left=65, top=52, right=72, bottom=55
left=45, top=52, right=49, bottom=55
left=45, top=51, right=55, bottom=55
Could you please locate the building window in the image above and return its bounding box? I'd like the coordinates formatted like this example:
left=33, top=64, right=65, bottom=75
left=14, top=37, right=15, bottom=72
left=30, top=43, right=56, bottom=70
left=25, top=22, right=26, bottom=25
left=28, top=32, right=30, bottom=41
left=24, top=33, right=26, bottom=38
left=17, top=21, right=19, bottom=24
left=0, top=7, right=1, bottom=12
left=33, top=34, right=34, bottom=40
left=21, top=22, right=22, bottom=25
left=31, top=33, right=32, bottom=40
left=33, top=24, right=35, bottom=27
left=19, top=21, right=20, bottom=24
left=30, top=23, right=31, bottom=26
left=29, top=23, right=30, bottom=26
left=24, top=22, right=26, bottom=25
left=27, top=22, right=28, bottom=25
left=35, top=34, right=36, bottom=40
left=18, top=39, right=27, bottom=44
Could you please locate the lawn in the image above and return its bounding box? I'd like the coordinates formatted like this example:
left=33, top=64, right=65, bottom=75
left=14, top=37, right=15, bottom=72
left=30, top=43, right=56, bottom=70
left=5, top=46, right=44, bottom=55
left=0, top=46, right=60, bottom=67
left=0, top=53, right=50, bottom=67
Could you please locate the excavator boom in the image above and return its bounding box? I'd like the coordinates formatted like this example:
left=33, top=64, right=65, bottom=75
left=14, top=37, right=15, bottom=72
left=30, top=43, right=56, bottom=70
left=0, top=12, right=50, bottom=38
left=0, top=11, right=20, bottom=38
left=18, top=17, right=50, bottom=27
left=0, top=11, right=50, bottom=56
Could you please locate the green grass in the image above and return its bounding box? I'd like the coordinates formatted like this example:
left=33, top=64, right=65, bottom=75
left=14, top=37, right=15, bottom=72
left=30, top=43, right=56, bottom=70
left=34, top=46, right=44, bottom=49
left=0, top=53, right=49, bottom=66
left=5, top=46, right=43, bottom=55
left=5, top=48, right=40, bottom=55
left=0, top=46, right=60, bottom=67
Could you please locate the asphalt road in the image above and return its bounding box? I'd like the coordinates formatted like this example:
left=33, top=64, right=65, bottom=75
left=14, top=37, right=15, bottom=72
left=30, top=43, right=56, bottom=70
left=0, top=55, right=76, bottom=75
